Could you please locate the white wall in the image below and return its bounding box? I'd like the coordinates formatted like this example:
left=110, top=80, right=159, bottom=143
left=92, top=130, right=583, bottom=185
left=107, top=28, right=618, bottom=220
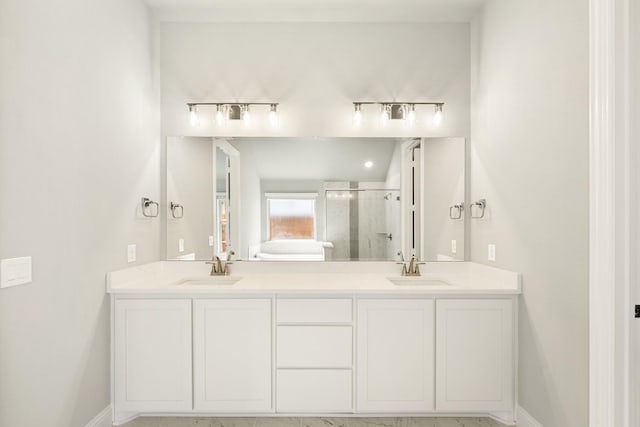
left=160, top=22, right=470, bottom=138
left=470, top=1, right=588, bottom=426
left=0, top=1, right=160, bottom=426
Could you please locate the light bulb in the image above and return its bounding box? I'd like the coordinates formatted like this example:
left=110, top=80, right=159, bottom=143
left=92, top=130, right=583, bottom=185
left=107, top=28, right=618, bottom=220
left=269, top=104, right=279, bottom=128
left=215, top=105, right=225, bottom=127
left=353, top=103, right=362, bottom=126
left=433, top=104, right=443, bottom=126
left=241, top=105, right=251, bottom=127
left=406, top=104, right=416, bottom=127
left=380, top=104, right=390, bottom=127
left=364, top=160, right=374, bottom=168
left=188, top=105, right=199, bottom=127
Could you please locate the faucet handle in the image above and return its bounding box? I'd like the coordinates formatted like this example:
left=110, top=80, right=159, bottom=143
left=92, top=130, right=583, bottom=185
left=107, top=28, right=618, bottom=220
left=396, top=261, right=408, bottom=276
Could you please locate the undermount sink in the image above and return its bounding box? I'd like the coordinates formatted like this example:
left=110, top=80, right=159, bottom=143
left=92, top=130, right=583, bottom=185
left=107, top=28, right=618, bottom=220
left=387, top=276, right=451, bottom=286
left=176, top=276, right=242, bottom=286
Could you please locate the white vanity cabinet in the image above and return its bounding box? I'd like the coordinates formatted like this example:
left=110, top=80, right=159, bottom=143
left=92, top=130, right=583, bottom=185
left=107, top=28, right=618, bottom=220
left=435, top=299, right=514, bottom=412
left=111, top=292, right=517, bottom=424
left=276, top=298, right=354, bottom=413
left=193, top=299, right=272, bottom=412
left=114, top=299, right=192, bottom=413
left=356, top=299, right=435, bottom=412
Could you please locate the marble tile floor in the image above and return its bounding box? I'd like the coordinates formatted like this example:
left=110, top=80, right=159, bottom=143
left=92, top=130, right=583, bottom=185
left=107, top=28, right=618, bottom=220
left=122, top=417, right=508, bottom=427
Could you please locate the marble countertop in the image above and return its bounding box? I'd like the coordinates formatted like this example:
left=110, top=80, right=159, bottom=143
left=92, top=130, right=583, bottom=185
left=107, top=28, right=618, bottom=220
left=107, top=261, right=521, bottom=296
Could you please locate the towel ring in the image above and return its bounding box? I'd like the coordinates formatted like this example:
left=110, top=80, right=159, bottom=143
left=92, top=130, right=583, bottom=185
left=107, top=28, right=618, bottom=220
left=470, top=199, right=487, bottom=219
left=449, top=203, right=464, bottom=219
left=141, top=197, right=159, bottom=218
left=170, top=202, right=184, bottom=219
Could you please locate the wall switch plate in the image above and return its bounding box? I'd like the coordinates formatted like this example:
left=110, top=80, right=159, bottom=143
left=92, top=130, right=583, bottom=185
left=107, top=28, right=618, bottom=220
left=488, top=244, right=496, bottom=261
left=0, top=256, right=32, bottom=289
left=209, top=236, right=214, bottom=247
left=178, top=239, right=185, bottom=253
left=127, top=244, right=136, bottom=263
left=451, top=240, right=457, bottom=254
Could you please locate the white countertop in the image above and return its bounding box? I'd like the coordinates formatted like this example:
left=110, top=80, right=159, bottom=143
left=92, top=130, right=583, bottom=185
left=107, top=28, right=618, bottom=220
left=107, top=261, right=521, bottom=296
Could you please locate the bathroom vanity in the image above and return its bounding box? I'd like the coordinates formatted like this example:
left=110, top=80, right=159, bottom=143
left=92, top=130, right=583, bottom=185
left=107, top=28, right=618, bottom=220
left=108, top=261, right=521, bottom=425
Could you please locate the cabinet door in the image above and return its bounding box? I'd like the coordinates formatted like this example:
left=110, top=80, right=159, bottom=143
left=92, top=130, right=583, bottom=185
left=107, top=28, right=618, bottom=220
left=435, top=299, right=514, bottom=412
left=193, top=299, right=272, bottom=412
left=114, top=299, right=192, bottom=412
left=357, top=299, right=435, bottom=412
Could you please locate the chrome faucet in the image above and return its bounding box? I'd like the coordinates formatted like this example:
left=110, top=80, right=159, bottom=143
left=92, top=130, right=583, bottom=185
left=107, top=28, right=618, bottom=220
left=397, top=253, right=425, bottom=276
left=207, top=250, right=235, bottom=276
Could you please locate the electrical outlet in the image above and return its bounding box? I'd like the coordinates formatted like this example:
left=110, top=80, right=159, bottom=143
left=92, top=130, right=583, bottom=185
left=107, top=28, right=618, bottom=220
left=178, top=238, right=185, bottom=253
left=0, top=256, right=32, bottom=288
left=451, top=240, right=457, bottom=254
left=127, top=245, right=136, bottom=263
left=209, top=236, right=214, bottom=247
left=488, top=244, right=496, bottom=262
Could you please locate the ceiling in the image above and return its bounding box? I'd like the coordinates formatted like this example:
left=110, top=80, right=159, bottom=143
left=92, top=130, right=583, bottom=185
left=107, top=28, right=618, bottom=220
left=231, top=137, right=401, bottom=182
left=145, top=0, right=485, bottom=23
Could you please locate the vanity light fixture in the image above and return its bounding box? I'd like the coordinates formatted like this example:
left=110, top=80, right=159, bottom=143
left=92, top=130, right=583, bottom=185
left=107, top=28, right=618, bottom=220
left=240, top=104, right=251, bottom=126
left=353, top=103, right=363, bottom=126
left=186, top=102, right=279, bottom=128
left=269, top=104, right=279, bottom=128
left=188, top=104, right=199, bottom=127
left=351, top=101, right=444, bottom=127
left=433, top=103, right=443, bottom=126
left=406, top=104, right=416, bottom=127
left=215, top=104, right=226, bottom=127
left=380, top=104, right=391, bottom=127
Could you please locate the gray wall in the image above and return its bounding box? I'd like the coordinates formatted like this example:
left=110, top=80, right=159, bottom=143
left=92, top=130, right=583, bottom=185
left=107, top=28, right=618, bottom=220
left=421, top=138, right=465, bottom=261
left=235, top=140, right=262, bottom=258
left=160, top=22, right=470, bottom=139
left=166, top=138, right=214, bottom=259
left=0, top=1, right=159, bottom=426
left=470, top=1, right=589, bottom=425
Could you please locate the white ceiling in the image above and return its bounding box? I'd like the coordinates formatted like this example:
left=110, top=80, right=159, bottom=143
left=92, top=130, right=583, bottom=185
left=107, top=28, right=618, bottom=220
left=231, top=137, right=401, bottom=182
left=145, top=0, right=485, bottom=23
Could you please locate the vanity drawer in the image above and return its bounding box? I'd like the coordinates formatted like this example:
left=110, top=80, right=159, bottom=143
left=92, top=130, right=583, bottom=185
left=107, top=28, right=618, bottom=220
left=277, top=326, right=352, bottom=368
left=277, top=298, right=352, bottom=324
left=277, top=369, right=352, bottom=413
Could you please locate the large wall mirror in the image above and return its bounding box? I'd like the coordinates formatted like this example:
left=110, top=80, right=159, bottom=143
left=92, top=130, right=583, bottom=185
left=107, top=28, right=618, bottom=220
left=165, top=137, right=466, bottom=262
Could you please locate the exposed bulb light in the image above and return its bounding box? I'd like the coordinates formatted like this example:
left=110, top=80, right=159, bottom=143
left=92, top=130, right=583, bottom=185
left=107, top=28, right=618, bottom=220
left=406, top=104, right=416, bottom=127
left=215, top=104, right=225, bottom=127
left=241, top=104, right=251, bottom=126
left=188, top=105, right=199, bottom=127
left=353, top=103, right=362, bottom=126
left=364, top=160, right=374, bottom=168
left=269, top=104, right=279, bottom=128
left=433, top=104, right=443, bottom=126
left=380, top=104, right=391, bottom=127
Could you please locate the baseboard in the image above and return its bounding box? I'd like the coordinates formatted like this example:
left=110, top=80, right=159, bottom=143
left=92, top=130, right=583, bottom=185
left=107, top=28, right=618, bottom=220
left=85, top=405, right=112, bottom=427
left=516, top=405, right=543, bottom=427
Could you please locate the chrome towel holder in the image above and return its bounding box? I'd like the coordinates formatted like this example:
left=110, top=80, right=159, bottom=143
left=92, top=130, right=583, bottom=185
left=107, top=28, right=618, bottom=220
left=170, top=202, right=184, bottom=219
left=141, top=197, right=159, bottom=218
left=449, top=202, right=464, bottom=219
left=470, top=199, right=487, bottom=219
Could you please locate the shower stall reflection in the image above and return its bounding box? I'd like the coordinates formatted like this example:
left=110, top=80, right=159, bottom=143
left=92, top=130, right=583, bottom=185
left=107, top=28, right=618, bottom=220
left=325, top=188, right=401, bottom=261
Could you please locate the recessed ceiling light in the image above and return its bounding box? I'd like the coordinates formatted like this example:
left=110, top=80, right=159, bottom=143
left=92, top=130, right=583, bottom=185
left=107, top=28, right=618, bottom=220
left=364, top=161, right=374, bottom=168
